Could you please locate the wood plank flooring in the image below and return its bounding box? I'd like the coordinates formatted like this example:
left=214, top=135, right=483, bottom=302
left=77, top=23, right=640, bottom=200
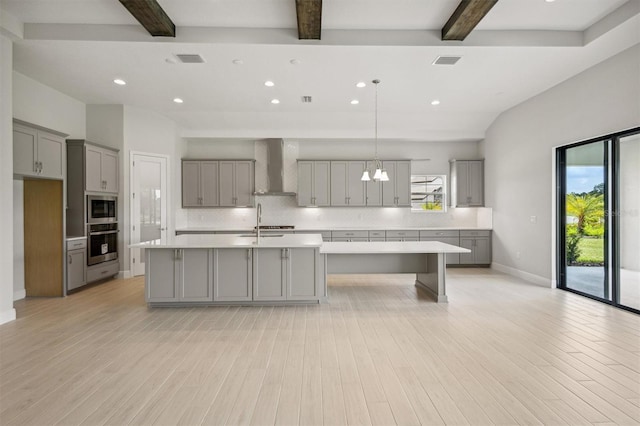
left=1, top=269, right=639, bottom=425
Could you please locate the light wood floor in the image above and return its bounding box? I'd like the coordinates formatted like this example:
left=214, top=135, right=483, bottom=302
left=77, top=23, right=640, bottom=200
left=1, top=269, right=639, bottom=425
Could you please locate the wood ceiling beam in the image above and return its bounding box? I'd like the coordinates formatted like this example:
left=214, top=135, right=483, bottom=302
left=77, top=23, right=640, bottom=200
left=442, top=0, right=498, bottom=41
left=295, top=0, right=322, bottom=40
left=118, top=0, right=175, bottom=37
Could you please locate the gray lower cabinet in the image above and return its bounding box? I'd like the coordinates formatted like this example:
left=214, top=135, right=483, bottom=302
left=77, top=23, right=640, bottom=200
left=253, top=248, right=320, bottom=301
left=147, top=249, right=212, bottom=302
left=419, top=230, right=460, bottom=265
left=66, top=241, right=87, bottom=291
left=459, top=230, right=491, bottom=265
left=214, top=248, right=253, bottom=301
left=385, top=230, right=419, bottom=242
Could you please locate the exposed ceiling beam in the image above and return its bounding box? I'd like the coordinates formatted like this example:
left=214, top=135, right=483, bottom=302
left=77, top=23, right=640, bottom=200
left=118, top=0, right=175, bottom=37
left=442, top=0, right=498, bottom=41
left=295, top=0, right=322, bottom=40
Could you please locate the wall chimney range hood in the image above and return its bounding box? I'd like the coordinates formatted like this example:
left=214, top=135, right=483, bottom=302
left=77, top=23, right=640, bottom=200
left=254, top=139, right=296, bottom=196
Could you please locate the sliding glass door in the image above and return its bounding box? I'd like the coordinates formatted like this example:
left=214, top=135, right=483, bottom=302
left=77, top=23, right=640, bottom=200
left=558, top=128, right=639, bottom=313
left=617, top=133, right=640, bottom=311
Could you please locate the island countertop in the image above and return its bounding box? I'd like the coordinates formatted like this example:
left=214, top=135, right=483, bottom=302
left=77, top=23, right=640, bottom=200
left=320, top=241, right=471, bottom=254
left=130, top=233, right=323, bottom=249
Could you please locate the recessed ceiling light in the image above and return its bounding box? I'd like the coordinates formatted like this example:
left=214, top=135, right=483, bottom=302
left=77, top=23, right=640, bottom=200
left=271, top=99, right=280, bottom=104
left=350, top=100, right=359, bottom=105
left=431, top=99, right=441, bottom=106
left=173, top=98, right=184, bottom=104
left=113, top=79, right=126, bottom=86
left=356, top=82, right=366, bottom=88
left=290, top=59, right=301, bottom=65
left=545, top=0, right=555, bottom=2
left=232, top=59, right=244, bottom=65
left=264, top=81, right=275, bottom=87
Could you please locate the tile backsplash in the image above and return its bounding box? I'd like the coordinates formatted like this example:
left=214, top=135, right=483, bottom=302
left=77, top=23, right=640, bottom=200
left=178, top=196, right=492, bottom=230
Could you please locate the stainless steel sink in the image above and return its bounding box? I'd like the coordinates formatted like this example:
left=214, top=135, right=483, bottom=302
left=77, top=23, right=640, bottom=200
left=238, top=234, right=284, bottom=238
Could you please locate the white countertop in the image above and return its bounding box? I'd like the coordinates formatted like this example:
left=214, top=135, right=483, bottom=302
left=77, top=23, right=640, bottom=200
left=320, top=241, right=471, bottom=254
left=130, top=233, right=324, bottom=249
left=177, top=226, right=492, bottom=232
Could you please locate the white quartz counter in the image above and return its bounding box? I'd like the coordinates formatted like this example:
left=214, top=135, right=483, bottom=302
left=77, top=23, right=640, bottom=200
left=320, top=241, right=470, bottom=254
left=176, top=226, right=492, bottom=232
left=130, top=233, right=323, bottom=249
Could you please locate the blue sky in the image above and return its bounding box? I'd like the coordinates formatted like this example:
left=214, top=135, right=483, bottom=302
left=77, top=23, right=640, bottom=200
left=567, top=166, right=604, bottom=194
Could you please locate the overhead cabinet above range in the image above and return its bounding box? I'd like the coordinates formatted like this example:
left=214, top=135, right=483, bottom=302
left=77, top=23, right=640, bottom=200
left=181, top=160, right=255, bottom=208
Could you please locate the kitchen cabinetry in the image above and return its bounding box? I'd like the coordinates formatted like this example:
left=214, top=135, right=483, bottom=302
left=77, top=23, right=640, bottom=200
left=13, top=122, right=65, bottom=180
left=146, top=248, right=212, bottom=302
left=385, top=230, right=419, bottom=242
left=182, top=160, right=219, bottom=207
left=330, top=161, right=366, bottom=206
left=214, top=248, right=253, bottom=301
left=420, top=230, right=461, bottom=265
left=85, top=144, right=118, bottom=193
left=450, top=160, right=484, bottom=207
left=297, top=161, right=331, bottom=207
left=382, top=161, right=411, bottom=207
left=365, top=161, right=383, bottom=206
left=66, top=238, right=87, bottom=291
left=253, top=248, right=319, bottom=301
left=331, top=230, right=368, bottom=242
left=459, top=230, right=491, bottom=265
left=219, top=160, right=255, bottom=207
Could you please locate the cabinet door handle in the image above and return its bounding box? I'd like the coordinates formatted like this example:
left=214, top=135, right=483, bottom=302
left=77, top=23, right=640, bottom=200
left=247, top=249, right=252, bottom=260
left=34, top=161, right=38, bottom=173
left=68, top=255, right=72, bottom=264
left=285, top=248, right=289, bottom=259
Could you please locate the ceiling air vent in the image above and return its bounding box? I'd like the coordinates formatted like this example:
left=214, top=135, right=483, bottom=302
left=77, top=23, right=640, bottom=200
left=301, top=96, right=312, bottom=103
left=433, top=55, right=462, bottom=65
left=175, top=54, right=206, bottom=63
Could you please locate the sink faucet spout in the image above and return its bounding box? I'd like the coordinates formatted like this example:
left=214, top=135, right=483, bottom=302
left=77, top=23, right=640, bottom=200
left=256, top=203, right=262, bottom=244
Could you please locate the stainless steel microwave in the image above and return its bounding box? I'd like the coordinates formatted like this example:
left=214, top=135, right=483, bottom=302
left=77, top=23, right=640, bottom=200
left=87, top=195, right=117, bottom=224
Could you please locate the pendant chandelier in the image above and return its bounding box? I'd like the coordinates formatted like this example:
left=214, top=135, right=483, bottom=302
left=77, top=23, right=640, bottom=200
left=361, top=79, right=389, bottom=182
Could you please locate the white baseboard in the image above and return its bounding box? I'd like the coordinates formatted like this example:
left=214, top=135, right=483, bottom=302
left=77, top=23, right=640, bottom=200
left=118, top=270, right=132, bottom=280
left=13, top=289, right=26, bottom=301
left=0, top=308, right=17, bottom=325
left=491, top=262, right=552, bottom=288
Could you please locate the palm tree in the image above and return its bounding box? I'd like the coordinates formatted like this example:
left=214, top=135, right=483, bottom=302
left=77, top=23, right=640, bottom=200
left=566, top=193, right=604, bottom=234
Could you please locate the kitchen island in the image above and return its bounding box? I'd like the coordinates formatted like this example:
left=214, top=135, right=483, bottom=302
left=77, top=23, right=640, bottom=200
left=321, top=241, right=470, bottom=303
left=133, top=235, right=469, bottom=306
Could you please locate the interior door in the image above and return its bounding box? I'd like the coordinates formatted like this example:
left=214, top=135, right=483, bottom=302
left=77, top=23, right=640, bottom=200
left=131, top=153, right=168, bottom=277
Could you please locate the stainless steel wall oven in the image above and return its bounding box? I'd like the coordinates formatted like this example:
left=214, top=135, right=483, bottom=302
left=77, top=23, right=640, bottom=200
left=87, top=223, right=118, bottom=265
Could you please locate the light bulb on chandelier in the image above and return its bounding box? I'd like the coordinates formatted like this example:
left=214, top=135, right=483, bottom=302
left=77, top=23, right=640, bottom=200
left=361, top=79, right=389, bottom=182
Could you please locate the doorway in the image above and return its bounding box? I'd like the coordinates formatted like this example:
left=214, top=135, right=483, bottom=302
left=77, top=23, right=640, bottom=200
left=557, top=128, right=639, bottom=313
left=130, top=153, right=168, bottom=277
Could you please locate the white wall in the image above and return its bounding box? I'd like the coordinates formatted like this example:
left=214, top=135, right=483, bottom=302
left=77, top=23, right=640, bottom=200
left=86, top=105, right=123, bottom=150
left=481, top=44, right=640, bottom=285
left=13, top=72, right=86, bottom=139
left=1, top=35, right=16, bottom=323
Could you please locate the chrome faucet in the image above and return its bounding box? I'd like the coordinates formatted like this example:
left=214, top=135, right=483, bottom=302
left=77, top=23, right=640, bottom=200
left=256, top=203, right=262, bottom=244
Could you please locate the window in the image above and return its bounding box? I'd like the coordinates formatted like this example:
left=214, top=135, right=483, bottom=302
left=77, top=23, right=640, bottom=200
left=411, top=175, right=446, bottom=212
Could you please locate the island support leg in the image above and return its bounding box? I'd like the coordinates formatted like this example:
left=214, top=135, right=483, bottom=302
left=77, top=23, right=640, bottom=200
left=415, top=253, right=448, bottom=303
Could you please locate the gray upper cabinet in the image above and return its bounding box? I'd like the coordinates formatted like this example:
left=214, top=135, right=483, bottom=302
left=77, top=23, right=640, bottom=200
left=13, top=122, right=65, bottom=180
left=382, top=160, right=411, bottom=207
left=297, top=161, right=330, bottom=207
left=365, top=161, right=383, bottom=206
left=183, top=160, right=253, bottom=208
left=330, top=161, right=366, bottom=206
left=450, top=159, right=484, bottom=207
left=214, top=248, right=252, bottom=301
left=219, top=160, right=255, bottom=207
left=85, top=144, right=118, bottom=193
left=182, top=160, right=219, bottom=207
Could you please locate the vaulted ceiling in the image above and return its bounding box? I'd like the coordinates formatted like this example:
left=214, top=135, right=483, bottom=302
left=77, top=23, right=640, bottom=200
left=1, top=0, right=639, bottom=140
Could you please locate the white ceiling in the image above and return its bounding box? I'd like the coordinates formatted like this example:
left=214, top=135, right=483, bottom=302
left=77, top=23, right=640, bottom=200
left=2, top=0, right=639, bottom=140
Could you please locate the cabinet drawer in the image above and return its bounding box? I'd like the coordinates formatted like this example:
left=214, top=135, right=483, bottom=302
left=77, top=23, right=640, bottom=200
left=460, top=230, right=491, bottom=237
left=66, top=239, right=87, bottom=250
left=420, top=230, right=459, bottom=238
left=296, top=230, right=332, bottom=241
left=368, top=230, right=385, bottom=238
left=87, top=261, right=119, bottom=283
left=332, top=237, right=368, bottom=242
left=332, top=230, right=368, bottom=239
left=386, top=230, right=419, bottom=239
